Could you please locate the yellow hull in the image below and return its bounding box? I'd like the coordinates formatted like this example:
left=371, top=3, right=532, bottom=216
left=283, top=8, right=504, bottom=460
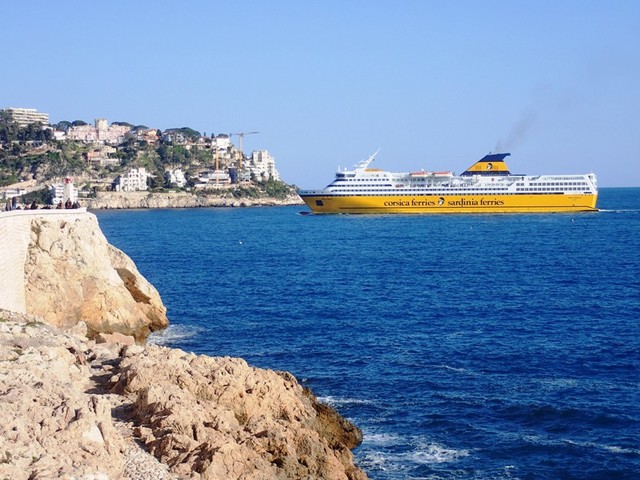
left=301, top=193, right=598, bottom=214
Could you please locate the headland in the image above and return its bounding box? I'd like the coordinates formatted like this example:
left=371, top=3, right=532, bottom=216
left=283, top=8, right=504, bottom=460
left=0, top=209, right=366, bottom=479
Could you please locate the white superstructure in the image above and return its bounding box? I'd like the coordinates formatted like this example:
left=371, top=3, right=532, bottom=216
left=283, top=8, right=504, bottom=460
left=305, top=152, right=597, bottom=197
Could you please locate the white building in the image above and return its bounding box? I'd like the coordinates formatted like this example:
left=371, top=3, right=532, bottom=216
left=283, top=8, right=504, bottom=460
left=53, top=130, right=67, bottom=141
left=50, top=177, right=78, bottom=206
left=116, top=167, right=148, bottom=192
left=3, top=107, right=49, bottom=127
left=164, top=168, right=187, bottom=188
left=196, top=170, right=230, bottom=187
left=249, top=150, right=280, bottom=181
left=214, top=134, right=231, bottom=150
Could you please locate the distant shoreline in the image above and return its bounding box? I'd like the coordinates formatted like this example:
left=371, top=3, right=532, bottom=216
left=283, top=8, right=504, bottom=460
left=84, top=190, right=304, bottom=210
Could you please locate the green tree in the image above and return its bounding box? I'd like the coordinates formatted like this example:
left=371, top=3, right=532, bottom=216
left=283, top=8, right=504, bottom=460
left=53, top=121, right=72, bottom=132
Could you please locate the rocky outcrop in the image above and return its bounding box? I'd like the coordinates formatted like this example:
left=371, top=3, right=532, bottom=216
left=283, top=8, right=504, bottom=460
left=0, top=210, right=168, bottom=341
left=0, top=311, right=127, bottom=480
left=86, top=191, right=303, bottom=209
left=0, top=312, right=367, bottom=480
left=111, top=347, right=365, bottom=480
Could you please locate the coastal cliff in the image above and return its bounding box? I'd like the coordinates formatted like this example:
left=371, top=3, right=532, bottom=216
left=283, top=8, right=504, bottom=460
left=0, top=210, right=168, bottom=341
left=0, top=211, right=367, bottom=479
left=85, top=191, right=304, bottom=209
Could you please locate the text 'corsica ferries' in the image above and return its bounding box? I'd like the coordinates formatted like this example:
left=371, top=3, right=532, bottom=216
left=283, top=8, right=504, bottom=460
left=298, top=152, right=598, bottom=214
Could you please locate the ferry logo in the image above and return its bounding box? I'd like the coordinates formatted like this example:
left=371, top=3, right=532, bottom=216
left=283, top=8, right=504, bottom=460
left=486, top=162, right=493, bottom=170
left=438, top=197, right=445, bottom=206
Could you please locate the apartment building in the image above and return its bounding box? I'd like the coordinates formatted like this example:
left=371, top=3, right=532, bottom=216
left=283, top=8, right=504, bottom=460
left=3, top=108, right=50, bottom=127
left=249, top=150, right=280, bottom=181
left=164, top=168, right=187, bottom=188
left=196, top=169, right=231, bottom=187
left=115, top=167, right=148, bottom=192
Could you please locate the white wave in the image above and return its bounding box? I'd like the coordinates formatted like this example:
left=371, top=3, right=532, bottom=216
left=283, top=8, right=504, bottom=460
left=409, top=443, right=470, bottom=464
left=563, top=439, right=640, bottom=456
left=435, top=364, right=475, bottom=375
left=147, top=324, right=201, bottom=346
left=521, top=434, right=555, bottom=446
left=362, top=432, right=402, bottom=447
left=598, top=209, right=640, bottom=214
left=501, top=465, right=521, bottom=479
left=536, top=377, right=579, bottom=388
left=522, top=435, right=640, bottom=456
left=358, top=451, right=393, bottom=472
left=603, top=445, right=640, bottom=455
left=317, top=395, right=374, bottom=407
left=356, top=437, right=471, bottom=477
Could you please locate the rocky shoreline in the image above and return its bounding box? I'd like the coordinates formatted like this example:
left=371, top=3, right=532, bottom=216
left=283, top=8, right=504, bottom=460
left=85, top=191, right=304, bottom=210
left=0, top=311, right=366, bottom=480
left=0, top=210, right=366, bottom=479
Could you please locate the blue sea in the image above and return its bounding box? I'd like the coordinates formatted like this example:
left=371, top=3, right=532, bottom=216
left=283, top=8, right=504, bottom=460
left=95, top=188, right=640, bottom=480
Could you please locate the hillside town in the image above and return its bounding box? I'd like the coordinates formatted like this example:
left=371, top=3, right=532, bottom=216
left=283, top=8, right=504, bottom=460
left=1, top=107, right=295, bottom=208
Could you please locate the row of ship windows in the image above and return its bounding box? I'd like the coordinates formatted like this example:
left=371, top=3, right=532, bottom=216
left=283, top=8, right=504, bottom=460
left=337, top=178, right=388, bottom=181
left=341, top=178, right=452, bottom=182
left=516, top=182, right=588, bottom=186
left=336, top=177, right=589, bottom=184
left=516, top=187, right=588, bottom=192
left=336, top=178, right=589, bottom=190
left=330, top=188, right=514, bottom=192
left=333, top=184, right=393, bottom=187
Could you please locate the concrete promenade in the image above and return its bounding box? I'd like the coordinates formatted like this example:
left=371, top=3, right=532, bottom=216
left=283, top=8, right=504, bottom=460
left=0, top=208, right=87, bottom=314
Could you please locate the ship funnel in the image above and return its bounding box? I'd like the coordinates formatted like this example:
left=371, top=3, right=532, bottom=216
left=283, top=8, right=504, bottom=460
left=461, top=152, right=511, bottom=176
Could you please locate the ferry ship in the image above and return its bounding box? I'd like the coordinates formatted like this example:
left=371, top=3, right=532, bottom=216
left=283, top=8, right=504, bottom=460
left=298, top=152, right=598, bottom=214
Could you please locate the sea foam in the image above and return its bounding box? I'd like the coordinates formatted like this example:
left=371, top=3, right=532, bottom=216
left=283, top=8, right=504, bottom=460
left=148, top=324, right=201, bottom=346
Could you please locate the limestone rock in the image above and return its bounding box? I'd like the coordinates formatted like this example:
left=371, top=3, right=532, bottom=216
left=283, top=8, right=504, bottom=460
left=0, top=313, right=367, bottom=480
left=0, top=313, right=126, bottom=480
left=95, top=331, right=136, bottom=346
left=23, top=213, right=168, bottom=341
left=111, top=346, right=367, bottom=480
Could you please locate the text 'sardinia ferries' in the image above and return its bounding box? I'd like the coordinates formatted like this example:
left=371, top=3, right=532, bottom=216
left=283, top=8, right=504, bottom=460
left=298, top=152, right=598, bottom=214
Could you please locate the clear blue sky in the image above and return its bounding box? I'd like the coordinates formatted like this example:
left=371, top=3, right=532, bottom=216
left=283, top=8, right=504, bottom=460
left=3, top=1, right=639, bottom=187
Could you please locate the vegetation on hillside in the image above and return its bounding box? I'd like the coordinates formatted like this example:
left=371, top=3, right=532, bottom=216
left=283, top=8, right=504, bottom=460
left=0, top=116, right=296, bottom=199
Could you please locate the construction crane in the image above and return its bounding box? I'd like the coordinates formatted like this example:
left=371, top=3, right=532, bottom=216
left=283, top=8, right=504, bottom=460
left=212, top=135, right=221, bottom=186
left=230, top=131, right=258, bottom=170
